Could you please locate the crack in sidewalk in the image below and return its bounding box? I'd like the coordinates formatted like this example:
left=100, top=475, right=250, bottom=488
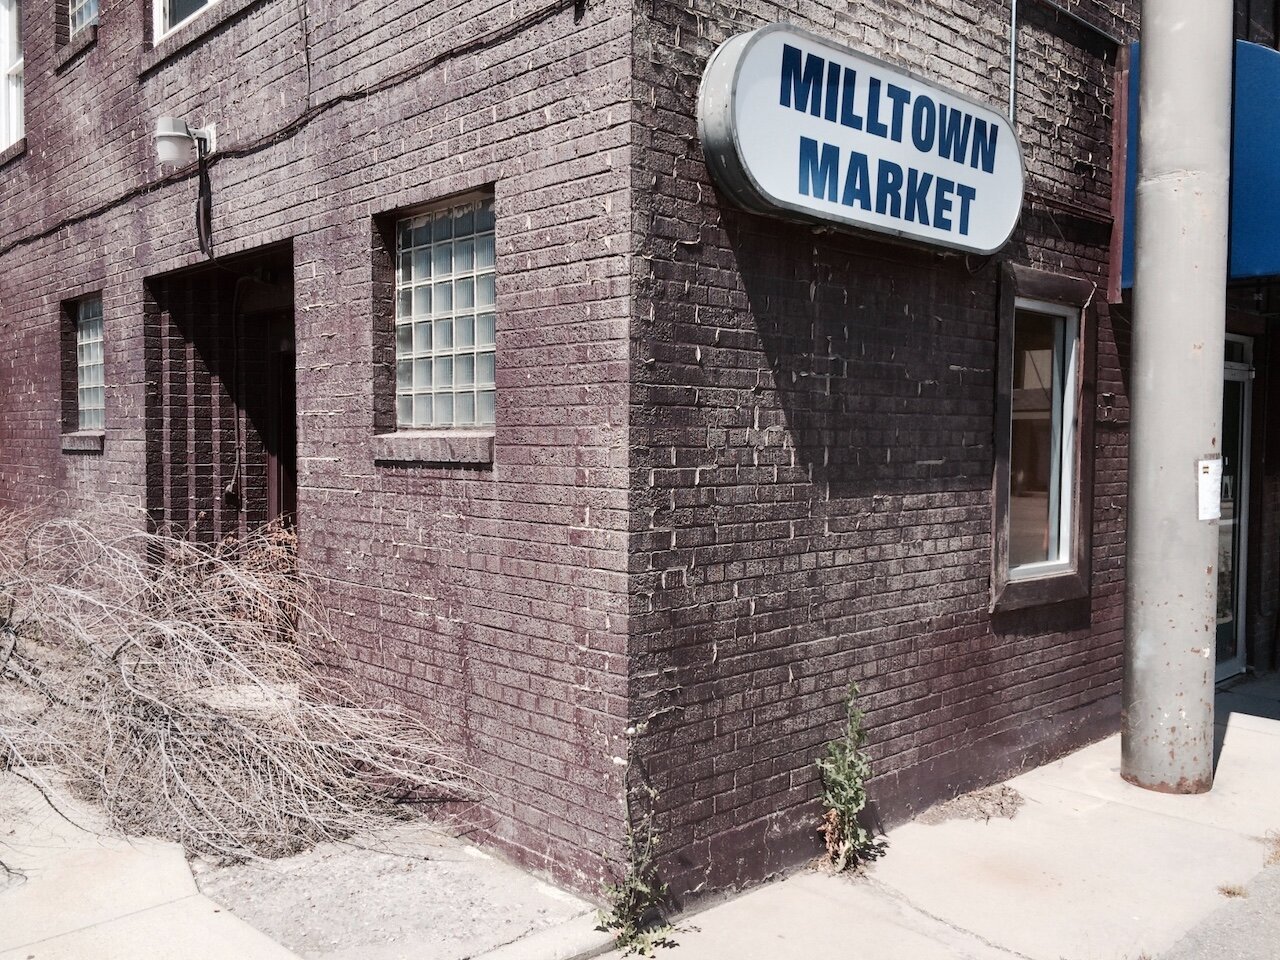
left=860, top=875, right=1037, bottom=960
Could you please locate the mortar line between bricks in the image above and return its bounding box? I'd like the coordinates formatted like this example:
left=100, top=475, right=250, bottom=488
left=5, top=893, right=203, bottom=952
left=859, top=875, right=1035, bottom=960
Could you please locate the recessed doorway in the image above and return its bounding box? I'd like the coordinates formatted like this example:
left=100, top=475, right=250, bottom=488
left=144, top=244, right=296, bottom=542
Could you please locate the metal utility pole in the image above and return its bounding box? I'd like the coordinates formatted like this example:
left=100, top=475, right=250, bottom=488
left=1122, top=0, right=1233, bottom=793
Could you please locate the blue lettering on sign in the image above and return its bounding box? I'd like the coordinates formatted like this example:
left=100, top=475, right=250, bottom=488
left=937, top=105, right=972, bottom=165
left=865, top=77, right=889, bottom=138
left=956, top=184, right=977, bottom=235
left=934, top=177, right=955, bottom=230
left=841, top=151, right=872, bottom=209
left=778, top=43, right=1003, bottom=240
left=798, top=137, right=841, bottom=200
left=911, top=95, right=937, bottom=153
left=969, top=119, right=998, bottom=174
left=905, top=169, right=933, bottom=225
left=875, top=160, right=904, bottom=217
left=777, top=44, right=1003, bottom=175
left=824, top=60, right=842, bottom=122
left=886, top=84, right=911, bottom=142
left=795, top=138, right=980, bottom=237
left=840, top=68, right=862, bottom=130
left=780, top=45, right=824, bottom=115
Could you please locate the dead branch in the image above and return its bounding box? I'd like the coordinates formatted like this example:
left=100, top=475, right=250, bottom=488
left=0, top=508, right=478, bottom=861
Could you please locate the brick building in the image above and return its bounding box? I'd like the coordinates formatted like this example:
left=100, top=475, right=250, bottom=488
left=1, top=0, right=1277, bottom=903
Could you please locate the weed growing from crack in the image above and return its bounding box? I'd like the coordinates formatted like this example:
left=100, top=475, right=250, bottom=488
left=817, top=683, right=886, bottom=871
left=1263, top=829, right=1280, bottom=867
left=597, top=786, right=677, bottom=956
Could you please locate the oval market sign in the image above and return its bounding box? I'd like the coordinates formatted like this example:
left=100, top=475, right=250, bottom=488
left=698, top=24, right=1025, bottom=255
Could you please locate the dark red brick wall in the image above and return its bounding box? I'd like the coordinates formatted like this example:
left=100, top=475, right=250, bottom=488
left=0, top=0, right=634, bottom=892
left=627, top=0, right=1137, bottom=900
left=0, top=0, right=1188, bottom=906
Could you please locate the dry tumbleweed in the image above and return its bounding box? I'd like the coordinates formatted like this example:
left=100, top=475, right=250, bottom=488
left=0, top=508, right=474, bottom=861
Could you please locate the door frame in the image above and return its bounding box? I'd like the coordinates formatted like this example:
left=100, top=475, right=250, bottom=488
left=1217, top=334, right=1253, bottom=681
left=263, top=310, right=297, bottom=529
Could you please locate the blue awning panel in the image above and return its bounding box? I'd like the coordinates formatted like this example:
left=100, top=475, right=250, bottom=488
left=1122, top=40, right=1280, bottom=288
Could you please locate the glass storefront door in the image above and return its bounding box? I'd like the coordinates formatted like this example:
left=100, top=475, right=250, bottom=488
left=1216, top=336, right=1253, bottom=681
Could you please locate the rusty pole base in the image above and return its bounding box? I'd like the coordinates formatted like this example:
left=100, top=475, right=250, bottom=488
left=1120, top=771, right=1213, bottom=795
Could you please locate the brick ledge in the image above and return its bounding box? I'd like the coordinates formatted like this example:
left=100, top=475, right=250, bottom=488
left=371, top=430, right=494, bottom=466
left=55, top=25, right=98, bottom=73
left=0, top=137, right=26, bottom=169
left=61, top=431, right=105, bottom=454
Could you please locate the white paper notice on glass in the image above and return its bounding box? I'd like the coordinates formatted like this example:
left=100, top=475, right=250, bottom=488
left=1198, top=458, right=1223, bottom=521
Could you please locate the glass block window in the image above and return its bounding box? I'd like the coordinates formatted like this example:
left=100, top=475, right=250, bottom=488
left=76, top=297, right=104, bottom=431
left=395, top=197, right=496, bottom=429
left=69, top=0, right=97, bottom=37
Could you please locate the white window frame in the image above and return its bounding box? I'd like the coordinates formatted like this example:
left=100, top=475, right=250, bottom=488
left=68, top=0, right=98, bottom=39
left=153, top=0, right=216, bottom=44
left=1006, top=296, right=1080, bottom=581
left=0, top=0, right=22, bottom=151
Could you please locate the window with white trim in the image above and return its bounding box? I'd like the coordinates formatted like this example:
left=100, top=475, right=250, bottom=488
left=155, top=0, right=213, bottom=41
left=394, top=197, right=497, bottom=429
left=0, top=0, right=22, bottom=150
left=992, top=265, right=1095, bottom=612
left=76, top=297, right=105, bottom=431
left=1006, top=298, right=1079, bottom=577
left=68, top=0, right=97, bottom=38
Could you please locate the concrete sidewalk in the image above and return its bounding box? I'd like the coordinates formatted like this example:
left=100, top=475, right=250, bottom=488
left=0, top=775, right=301, bottom=960
left=609, top=674, right=1280, bottom=960
left=5, top=677, right=1276, bottom=960
left=0, top=773, right=607, bottom=960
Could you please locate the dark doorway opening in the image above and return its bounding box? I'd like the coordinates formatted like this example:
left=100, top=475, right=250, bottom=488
left=263, top=311, right=297, bottom=529
left=144, top=244, right=296, bottom=542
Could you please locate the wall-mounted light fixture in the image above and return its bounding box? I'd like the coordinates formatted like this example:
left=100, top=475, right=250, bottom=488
left=154, top=117, right=216, bottom=166
left=154, top=117, right=218, bottom=257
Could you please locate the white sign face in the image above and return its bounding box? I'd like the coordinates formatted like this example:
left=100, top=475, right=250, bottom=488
left=698, top=25, right=1025, bottom=255
left=1198, top=457, right=1223, bottom=521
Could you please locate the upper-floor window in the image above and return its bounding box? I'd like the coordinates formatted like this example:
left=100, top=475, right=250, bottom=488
left=69, top=0, right=97, bottom=38
left=394, top=197, right=497, bottom=429
left=0, top=0, right=21, bottom=150
left=155, top=0, right=213, bottom=41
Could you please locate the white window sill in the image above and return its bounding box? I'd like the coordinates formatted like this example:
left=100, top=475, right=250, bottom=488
left=371, top=430, right=494, bottom=466
left=1009, top=559, right=1073, bottom=582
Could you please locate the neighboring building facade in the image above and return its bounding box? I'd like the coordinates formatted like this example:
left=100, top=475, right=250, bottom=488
left=2, top=0, right=1276, bottom=903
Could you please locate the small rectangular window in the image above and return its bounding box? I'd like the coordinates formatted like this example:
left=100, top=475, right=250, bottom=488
left=68, top=0, right=97, bottom=37
left=0, top=0, right=22, bottom=150
left=394, top=197, right=497, bottom=429
left=155, top=0, right=212, bottom=40
left=76, top=297, right=105, bottom=431
left=992, top=264, right=1096, bottom=612
left=1008, top=303, right=1077, bottom=575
